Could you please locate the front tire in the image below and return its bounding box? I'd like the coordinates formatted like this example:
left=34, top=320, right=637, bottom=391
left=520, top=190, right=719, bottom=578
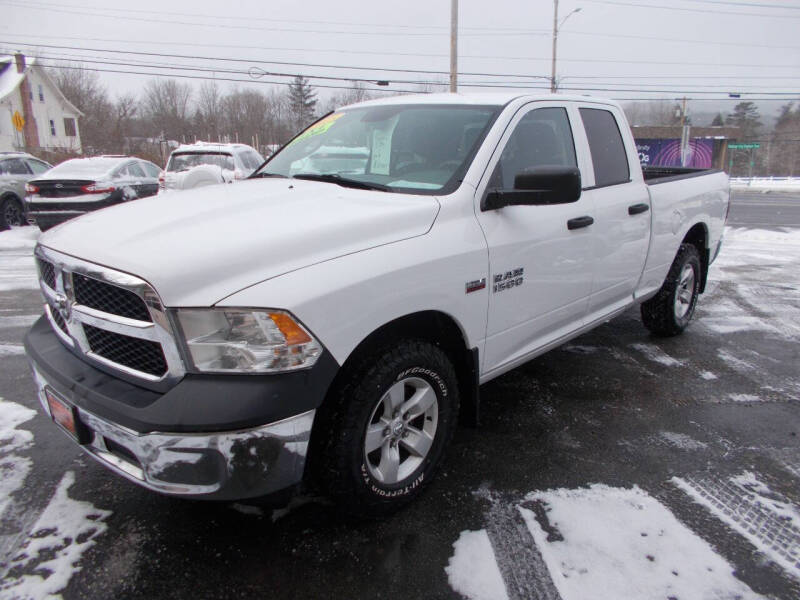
left=0, top=196, right=24, bottom=230
left=641, top=243, right=702, bottom=336
left=316, top=340, right=459, bottom=517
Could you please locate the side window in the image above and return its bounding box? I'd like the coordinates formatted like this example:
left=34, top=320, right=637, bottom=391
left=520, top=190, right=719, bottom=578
left=0, top=158, right=31, bottom=175
left=579, top=108, right=630, bottom=188
left=490, top=107, right=576, bottom=190
left=38, top=84, right=44, bottom=102
left=49, top=120, right=56, bottom=136
left=112, top=165, right=129, bottom=179
left=141, top=162, right=161, bottom=177
left=25, top=159, right=51, bottom=175
left=128, top=163, right=145, bottom=178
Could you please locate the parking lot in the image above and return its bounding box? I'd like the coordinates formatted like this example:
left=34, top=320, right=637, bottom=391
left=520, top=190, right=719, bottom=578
left=1, top=191, right=798, bottom=600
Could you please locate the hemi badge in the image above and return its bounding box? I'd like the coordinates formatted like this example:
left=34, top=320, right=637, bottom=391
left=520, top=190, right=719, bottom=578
left=465, top=278, right=486, bottom=294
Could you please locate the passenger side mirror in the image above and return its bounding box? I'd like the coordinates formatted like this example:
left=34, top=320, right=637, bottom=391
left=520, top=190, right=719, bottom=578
left=482, top=166, right=582, bottom=211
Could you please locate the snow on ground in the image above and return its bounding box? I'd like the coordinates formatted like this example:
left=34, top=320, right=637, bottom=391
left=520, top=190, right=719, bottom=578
left=659, top=431, right=708, bottom=450
left=675, top=473, right=800, bottom=581
left=0, top=227, right=40, bottom=293
left=629, top=343, right=682, bottom=367
left=1, top=472, right=112, bottom=600
left=0, top=397, right=36, bottom=517
left=520, top=485, right=765, bottom=600
left=445, top=530, right=509, bottom=600
left=0, top=315, right=40, bottom=329
left=0, top=343, right=25, bottom=356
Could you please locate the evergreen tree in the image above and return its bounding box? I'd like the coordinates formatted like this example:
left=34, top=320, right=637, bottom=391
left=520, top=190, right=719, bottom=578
left=288, top=76, right=317, bottom=131
left=725, top=102, right=762, bottom=139
left=710, top=113, right=724, bottom=126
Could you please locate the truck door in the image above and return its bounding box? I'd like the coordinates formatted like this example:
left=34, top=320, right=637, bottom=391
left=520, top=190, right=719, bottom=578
left=475, top=103, right=595, bottom=377
left=576, top=106, right=651, bottom=322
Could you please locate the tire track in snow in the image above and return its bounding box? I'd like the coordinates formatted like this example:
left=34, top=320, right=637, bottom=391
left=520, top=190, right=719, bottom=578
left=481, top=491, right=562, bottom=600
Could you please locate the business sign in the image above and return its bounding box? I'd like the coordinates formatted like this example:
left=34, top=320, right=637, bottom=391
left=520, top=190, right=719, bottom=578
left=728, top=143, right=760, bottom=149
left=636, top=138, right=714, bottom=169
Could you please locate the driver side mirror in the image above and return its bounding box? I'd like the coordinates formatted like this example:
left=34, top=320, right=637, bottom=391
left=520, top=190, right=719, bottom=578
left=482, top=166, right=582, bottom=211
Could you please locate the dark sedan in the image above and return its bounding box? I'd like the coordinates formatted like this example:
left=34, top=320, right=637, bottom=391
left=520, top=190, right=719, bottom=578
left=25, top=156, right=161, bottom=230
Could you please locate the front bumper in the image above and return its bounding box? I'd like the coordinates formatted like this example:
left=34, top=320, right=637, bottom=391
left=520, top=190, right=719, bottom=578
left=25, top=317, right=339, bottom=500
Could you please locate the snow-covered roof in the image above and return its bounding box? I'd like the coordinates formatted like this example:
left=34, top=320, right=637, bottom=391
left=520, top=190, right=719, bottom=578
left=0, top=57, right=25, bottom=101
left=172, top=141, right=255, bottom=154
left=33, top=156, right=129, bottom=180
left=0, top=55, right=83, bottom=117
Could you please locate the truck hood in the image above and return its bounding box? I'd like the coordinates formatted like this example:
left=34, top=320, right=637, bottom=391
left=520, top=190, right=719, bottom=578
left=39, top=178, right=440, bottom=306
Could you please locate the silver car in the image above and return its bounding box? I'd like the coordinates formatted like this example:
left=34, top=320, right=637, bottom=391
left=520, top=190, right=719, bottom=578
left=0, top=152, right=52, bottom=230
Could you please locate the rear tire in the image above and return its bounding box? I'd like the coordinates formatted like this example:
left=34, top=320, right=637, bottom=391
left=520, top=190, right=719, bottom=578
left=315, top=340, right=459, bottom=518
left=641, top=243, right=702, bottom=337
left=0, top=196, right=24, bottom=230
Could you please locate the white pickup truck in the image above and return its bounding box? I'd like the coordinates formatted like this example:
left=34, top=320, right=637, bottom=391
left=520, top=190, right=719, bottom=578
left=24, top=94, right=729, bottom=516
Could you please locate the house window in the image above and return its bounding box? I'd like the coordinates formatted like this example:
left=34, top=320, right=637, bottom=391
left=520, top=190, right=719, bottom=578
left=38, top=84, right=44, bottom=102
left=49, top=119, right=56, bottom=136
left=64, top=118, right=77, bottom=137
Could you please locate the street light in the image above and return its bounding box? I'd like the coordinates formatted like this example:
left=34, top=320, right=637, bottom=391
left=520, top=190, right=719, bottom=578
left=551, top=2, right=581, bottom=93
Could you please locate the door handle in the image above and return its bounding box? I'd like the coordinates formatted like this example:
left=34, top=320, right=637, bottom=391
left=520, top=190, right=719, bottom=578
left=567, top=216, right=594, bottom=230
left=628, top=203, right=650, bottom=215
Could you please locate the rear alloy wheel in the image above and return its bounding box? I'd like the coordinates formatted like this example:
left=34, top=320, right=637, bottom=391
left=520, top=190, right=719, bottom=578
left=641, top=243, right=702, bottom=336
left=317, top=340, right=459, bottom=517
left=1, top=196, right=24, bottom=229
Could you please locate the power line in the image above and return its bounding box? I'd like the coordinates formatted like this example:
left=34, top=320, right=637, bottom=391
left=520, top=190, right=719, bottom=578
left=34, top=61, right=800, bottom=98
left=682, top=0, right=800, bottom=9
left=581, top=0, right=800, bottom=18
left=4, top=33, right=799, bottom=70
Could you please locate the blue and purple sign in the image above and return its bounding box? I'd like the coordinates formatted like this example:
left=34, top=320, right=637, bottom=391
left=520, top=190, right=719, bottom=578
left=636, top=138, right=713, bottom=169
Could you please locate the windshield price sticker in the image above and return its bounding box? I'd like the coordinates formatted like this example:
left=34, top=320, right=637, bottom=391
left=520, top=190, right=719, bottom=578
left=290, top=113, right=345, bottom=146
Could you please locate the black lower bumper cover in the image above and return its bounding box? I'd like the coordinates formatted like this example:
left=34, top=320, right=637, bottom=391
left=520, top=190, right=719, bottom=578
left=24, top=316, right=339, bottom=435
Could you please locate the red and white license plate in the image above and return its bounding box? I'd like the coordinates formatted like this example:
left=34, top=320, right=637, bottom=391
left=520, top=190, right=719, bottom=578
left=45, top=387, right=80, bottom=440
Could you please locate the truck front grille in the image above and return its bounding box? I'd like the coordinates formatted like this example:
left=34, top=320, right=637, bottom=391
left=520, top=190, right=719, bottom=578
left=34, top=246, right=184, bottom=386
left=73, top=273, right=152, bottom=322
left=84, top=324, right=168, bottom=377
left=37, top=258, right=57, bottom=290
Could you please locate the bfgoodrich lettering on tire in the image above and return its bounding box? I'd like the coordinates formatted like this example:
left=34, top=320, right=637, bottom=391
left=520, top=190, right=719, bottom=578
left=641, top=243, right=702, bottom=337
left=316, top=340, right=459, bottom=517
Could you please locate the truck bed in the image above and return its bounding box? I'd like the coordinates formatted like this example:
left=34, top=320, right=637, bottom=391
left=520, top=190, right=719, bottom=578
left=642, top=165, right=723, bottom=185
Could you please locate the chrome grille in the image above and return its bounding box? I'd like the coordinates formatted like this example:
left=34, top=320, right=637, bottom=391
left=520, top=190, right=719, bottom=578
left=34, top=245, right=185, bottom=385
left=73, top=273, right=152, bottom=322
left=84, top=324, right=168, bottom=377
left=37, top=258, right=57, bottom=290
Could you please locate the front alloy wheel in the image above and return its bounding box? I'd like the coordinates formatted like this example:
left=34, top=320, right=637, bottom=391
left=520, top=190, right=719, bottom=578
left=364, top=376, right=438, bottom=485
left=1, top=197, right=24, bottom=229
left=315, top=340, right=459, bottom=517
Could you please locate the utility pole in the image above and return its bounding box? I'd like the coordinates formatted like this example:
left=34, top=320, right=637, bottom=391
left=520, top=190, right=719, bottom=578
left=551, top=2, right=581, bottom=93
left=450, top=0, right=458, bottom=92
left=551, top=0, right=559, bottom=93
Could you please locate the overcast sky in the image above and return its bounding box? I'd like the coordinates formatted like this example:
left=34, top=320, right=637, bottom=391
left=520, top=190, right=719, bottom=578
left=1, top=0, right=799, bottom=122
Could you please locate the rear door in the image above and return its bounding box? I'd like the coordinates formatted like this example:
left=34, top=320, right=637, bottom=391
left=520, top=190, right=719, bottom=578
left=576, top=105, right=651, bottom=322
left=475, top=102, right=596, bottom=377
left=138, top=161, right=161, bottom=197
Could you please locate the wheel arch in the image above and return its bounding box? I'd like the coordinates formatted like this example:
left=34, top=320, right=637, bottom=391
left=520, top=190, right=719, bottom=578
left=305, top=309, right=480, bottom=485
left=681, top=221, right=709, bottom=293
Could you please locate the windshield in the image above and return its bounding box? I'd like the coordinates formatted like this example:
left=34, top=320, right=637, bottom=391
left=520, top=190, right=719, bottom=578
left=168, top=152, right=235, bottom=172
left=257, top=104, right=501, bottom=194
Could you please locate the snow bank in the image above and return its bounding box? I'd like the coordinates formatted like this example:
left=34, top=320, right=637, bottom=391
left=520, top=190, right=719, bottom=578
left=1, top=471, right=112, bottom=599
left=445, top=529, right=509, bottom=600
left=0, top=397, right=36, bottom=517
left=521, top=484, right=764, bottom=600
left=0, top=227, right=38, bottom=291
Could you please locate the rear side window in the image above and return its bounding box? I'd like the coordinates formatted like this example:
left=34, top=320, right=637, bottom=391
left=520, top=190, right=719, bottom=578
left=127, top=163, right=145, bottom=178
left=141, top=161, right=161, bottom=177
left=0, top=158, right=31, bottom=175
left=25, top=159, right=51, bottom=174
left=579, top=108, right=630, bottom=188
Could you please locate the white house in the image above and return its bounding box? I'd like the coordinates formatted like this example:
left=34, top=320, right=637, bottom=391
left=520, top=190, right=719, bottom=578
left=0, top=53, right=82, bottom=153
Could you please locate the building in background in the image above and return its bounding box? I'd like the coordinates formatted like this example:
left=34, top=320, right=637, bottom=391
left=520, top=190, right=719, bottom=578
left=0, top=53, right=82, bottom=153
left=632, top=126, right=740, bottom=171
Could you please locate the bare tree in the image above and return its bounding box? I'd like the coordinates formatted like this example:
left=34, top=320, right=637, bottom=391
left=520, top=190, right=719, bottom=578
left=141, top=79, right=193, bottom=141
left=197, top=81, right=224, bottom=141
left=53, top=63, right=113, bottom=153
left=323, top=81, right=377, bottom=113
left=623, top=101, right=682, bottom=127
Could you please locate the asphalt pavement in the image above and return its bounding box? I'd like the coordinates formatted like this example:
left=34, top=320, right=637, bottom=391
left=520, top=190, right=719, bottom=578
left=0, top=190, right=798, bottom=600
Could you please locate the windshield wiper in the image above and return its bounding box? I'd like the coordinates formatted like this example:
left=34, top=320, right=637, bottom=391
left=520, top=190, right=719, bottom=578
left=250, top=172, right=288, bottom=179
left=293, top=173, right=390, bottom=192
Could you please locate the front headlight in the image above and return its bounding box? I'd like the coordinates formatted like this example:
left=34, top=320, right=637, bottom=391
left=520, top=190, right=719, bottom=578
left=176, top=309, right=322, bottom=373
